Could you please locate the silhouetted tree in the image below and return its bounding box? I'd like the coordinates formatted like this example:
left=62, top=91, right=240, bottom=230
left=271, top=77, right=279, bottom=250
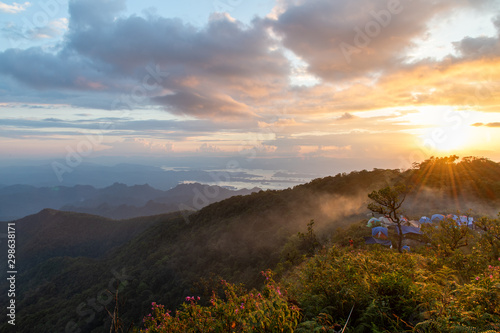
left=367, top=184, right=409, bottom=253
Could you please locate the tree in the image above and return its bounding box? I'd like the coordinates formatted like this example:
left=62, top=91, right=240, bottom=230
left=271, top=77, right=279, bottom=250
left=297, top=220, right=320, bottom=256
left=475, top=213, right=500, bottom=260
left=367, top=184, right=409, bottom=253
left=421, top=217, right=471, bottom=257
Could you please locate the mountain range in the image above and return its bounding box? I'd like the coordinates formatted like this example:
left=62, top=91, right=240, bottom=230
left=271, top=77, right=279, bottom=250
left=0, top=182, right=259, bottom=221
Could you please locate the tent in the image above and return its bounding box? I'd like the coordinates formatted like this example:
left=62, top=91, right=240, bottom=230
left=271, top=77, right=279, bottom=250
left=431, top=214, right=445, bottom=222
left=460, top=215, right=468, bottom=225
left=367, top=217, right=381, bottom=227
left=372, top=226, right=389, bottom=239
left=402, top=245, right=411, bottom=252
left=395, top=225, right=422, bottom=235
left=407, top=220, right=420, bottom=228
left=379, top=216, right=394, bottom=226
left=365, top=237, right=392, bottom=247
left=468, top=216, right=474, bottom=224
left=419, top=216, right=431, bottom=224
left=447, top=214, right=459, bottom=222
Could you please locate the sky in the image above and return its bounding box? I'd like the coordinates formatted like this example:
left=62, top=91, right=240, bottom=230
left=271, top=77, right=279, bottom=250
left=1, top=0, right=500, bottom=182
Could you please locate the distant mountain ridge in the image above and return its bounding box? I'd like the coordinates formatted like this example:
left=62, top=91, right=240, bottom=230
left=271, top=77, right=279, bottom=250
left=0, top=182, right=260, bottom=221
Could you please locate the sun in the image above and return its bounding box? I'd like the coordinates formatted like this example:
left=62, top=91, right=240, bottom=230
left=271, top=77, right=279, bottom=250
left=406, top=106, right=477, bottom=154
left=430, top=126, right=471, bottom=152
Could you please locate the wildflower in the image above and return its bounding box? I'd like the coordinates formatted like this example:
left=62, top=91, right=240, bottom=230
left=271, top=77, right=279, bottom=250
left=240, top=303, right=244, bottom=309
left=197, top=296, right=200, bottom=301
left=476, top=277, right=480, bottom=280
left=490, top=275, right=493, bottom=279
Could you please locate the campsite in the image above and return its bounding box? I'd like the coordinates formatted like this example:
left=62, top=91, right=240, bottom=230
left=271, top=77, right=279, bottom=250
left=364, top=213, right=475, bottom=251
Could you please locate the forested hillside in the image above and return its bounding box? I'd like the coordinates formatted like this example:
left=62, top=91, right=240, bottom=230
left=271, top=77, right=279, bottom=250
left=1, top=156, right=500, bottom=332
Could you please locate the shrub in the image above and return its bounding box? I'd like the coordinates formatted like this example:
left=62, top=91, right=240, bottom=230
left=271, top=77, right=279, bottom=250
left=137, top=270, right=300, bottom=332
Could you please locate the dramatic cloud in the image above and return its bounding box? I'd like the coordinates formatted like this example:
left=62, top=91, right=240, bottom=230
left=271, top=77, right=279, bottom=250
left=269, top=0, right=496, bottom=81
left=0, top=0, right=289, bottom=119
left=1, top=0, right=500, bottom=167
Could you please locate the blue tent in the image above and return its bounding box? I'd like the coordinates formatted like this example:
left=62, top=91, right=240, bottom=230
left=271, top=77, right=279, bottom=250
left=431, top=214, right=445, bottom=222
left=395, top=225, right=422, bottom=235
left=419, top=216, right=431, bottom=223
left=365, top=237, right=392, bottom=247
left=372, top=226, right=389, bottom=238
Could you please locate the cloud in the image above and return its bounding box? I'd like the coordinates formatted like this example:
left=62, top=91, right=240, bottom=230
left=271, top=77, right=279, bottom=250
left=337, top=112, right=356, bottom=121
left=133, top=138, right=173, bottom=152
left=472, top=122, right=500, bottom=127
left=268, top=0, right=495, bottom=81
left=453, top=15, right=500, bottom=59
left=197, top=143, right=221, bottom=153
left=0, top=1, right=30, bottom=14
left=0, top=115, right=260, bottom=142
left=68, top=0, right=127, bottom=30
left=153, top=91, right=251, bottom=118
left=0, top=0, right=289, bottom=119
left=3, top=17, right=69, bottom=41
left=29, top=18, right=69, bottom=40
left=0, top=47, right=107, bottom=90
left=0, top=0, right=499, bottom=143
